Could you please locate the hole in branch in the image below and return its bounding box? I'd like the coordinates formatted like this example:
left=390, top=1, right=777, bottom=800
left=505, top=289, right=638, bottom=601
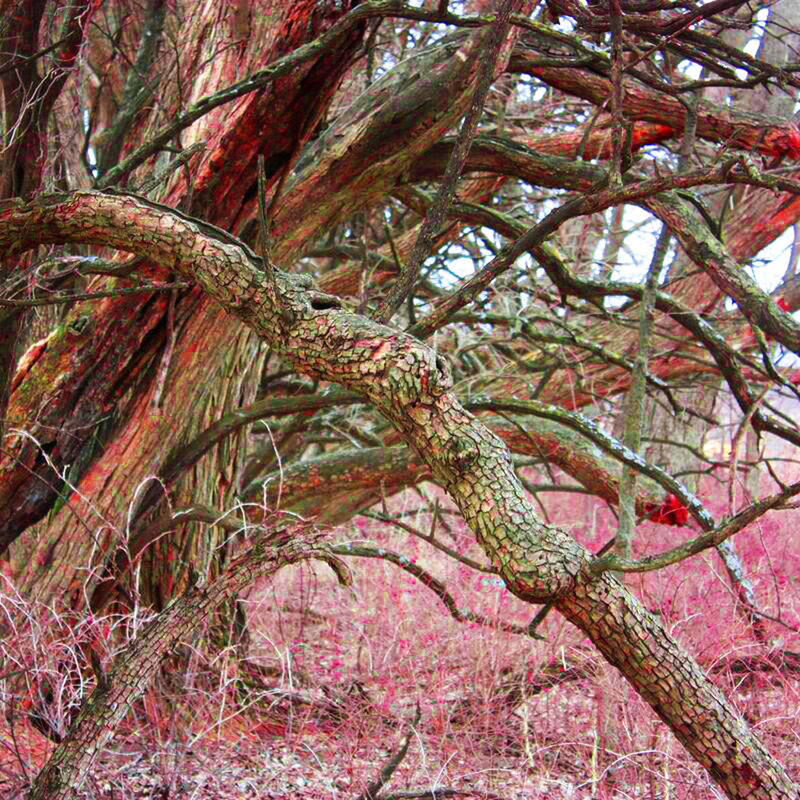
left=309, top=294, right=342, bottom=311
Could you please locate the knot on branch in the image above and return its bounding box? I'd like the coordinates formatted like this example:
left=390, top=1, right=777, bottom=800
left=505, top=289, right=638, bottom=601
left=426, top=352, right=453, bottom=397
left=446, top=436, right=480, bottom=473
left=307, top=290, right=344, bottom=312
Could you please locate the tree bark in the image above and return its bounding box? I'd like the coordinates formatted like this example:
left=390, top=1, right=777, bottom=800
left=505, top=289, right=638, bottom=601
left=3, top=5, right=800, bottom=797
left=1, top=0, right=366, bottom=611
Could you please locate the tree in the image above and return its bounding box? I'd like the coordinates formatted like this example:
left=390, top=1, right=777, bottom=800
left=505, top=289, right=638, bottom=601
left=2, top=0, right=800, bottom=797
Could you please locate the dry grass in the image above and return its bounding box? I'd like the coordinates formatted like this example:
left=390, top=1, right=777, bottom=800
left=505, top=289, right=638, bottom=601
left=2, top=474, right=800, bottom=798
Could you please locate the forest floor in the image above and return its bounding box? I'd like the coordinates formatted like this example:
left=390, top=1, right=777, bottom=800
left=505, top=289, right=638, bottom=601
left=2, top=471, right=800, bottom=799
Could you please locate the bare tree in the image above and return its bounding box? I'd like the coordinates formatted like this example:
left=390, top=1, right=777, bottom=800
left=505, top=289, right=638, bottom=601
left=2, top=1, right=800, bottom=797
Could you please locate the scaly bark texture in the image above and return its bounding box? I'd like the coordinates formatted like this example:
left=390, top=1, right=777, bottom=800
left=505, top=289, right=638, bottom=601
left=5, top=6, right=798, bottom=612
left=410, top=136, right=800, bottom=406
left=2, top=190, right=795, bottom=799
left=1, top=6, right=516, bottom=618
left=88, top=411, right=676, bottom=609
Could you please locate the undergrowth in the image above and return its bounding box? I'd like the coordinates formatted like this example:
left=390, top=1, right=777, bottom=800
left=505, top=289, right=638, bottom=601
left=1, top=463, right=799, bottom=799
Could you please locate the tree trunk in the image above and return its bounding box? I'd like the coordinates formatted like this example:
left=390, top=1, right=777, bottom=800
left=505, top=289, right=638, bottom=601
left=3, top=0, right=367, bottom=610
left=4, top=3, right=800, bottom=798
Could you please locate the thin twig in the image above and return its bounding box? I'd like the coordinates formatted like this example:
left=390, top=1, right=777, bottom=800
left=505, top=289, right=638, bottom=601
left=592, top=479, right=800, bottom=575
left=362, top=510, right=494, bottom=573
left=0, top=282, right=190, bottom=307
left=616, top=224, right=671, bottom=560
left=608, top=0, right=625, bottom=187
left=374, top=0, right=518, bottom=324
left=356, top=703, right=421, bottom=800
left=134, top=142, right=206, bottom=196
left=257, top=155, right=281, bottom=310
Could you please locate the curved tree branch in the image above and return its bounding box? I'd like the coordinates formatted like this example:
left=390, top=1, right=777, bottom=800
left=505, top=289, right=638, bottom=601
left=3, top=190, right=796, bottom=799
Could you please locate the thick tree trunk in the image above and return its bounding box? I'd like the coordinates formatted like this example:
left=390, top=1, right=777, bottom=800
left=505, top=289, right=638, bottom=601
left=4, top=5, right=800, bottom=797
left=5, top=11, right=798, bottom=613
left=1, top=4, right=510, bottom=615
left=3, top=0, right=366, bottom=609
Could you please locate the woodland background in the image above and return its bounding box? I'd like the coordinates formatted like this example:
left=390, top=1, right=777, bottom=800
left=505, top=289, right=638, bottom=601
left=2, top=0, right=800, bottom=798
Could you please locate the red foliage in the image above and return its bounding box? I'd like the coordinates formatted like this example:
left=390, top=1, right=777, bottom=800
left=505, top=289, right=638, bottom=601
left=645, top=494, right=689, bottom=526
